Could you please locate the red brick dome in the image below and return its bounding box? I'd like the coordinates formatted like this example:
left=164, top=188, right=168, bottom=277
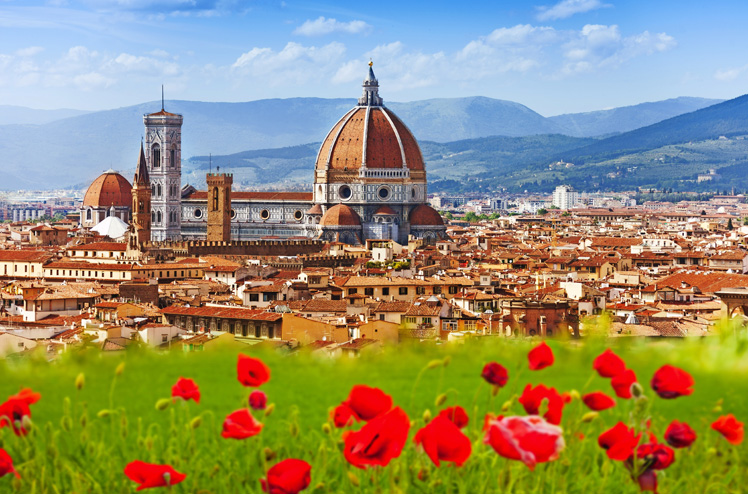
left=409, top=204, right=444, bottom=226
left=320, top=204, right=361, bottom=227
left=83, top=170, right=132, bottom=208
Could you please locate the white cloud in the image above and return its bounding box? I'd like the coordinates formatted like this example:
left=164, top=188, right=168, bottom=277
left=715, top=66, right=746, bottom=82
left=536, top=0, right=610, bottom=21
left=232, top=42, right=347, bottom=85
left=15, top=46, right=44, bottom=57
left=293, top=16, right=372, bottom=36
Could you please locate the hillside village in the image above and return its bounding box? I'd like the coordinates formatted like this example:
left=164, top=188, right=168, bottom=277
left=1, top=192, right=747, bottom=359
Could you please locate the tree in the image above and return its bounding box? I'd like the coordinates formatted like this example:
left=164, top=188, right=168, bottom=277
left=537, top=208, right=548, bottom=216
left=464, top=212, right=478, bottom=222
left=443, top=212, right=453, bottom=220
left=727, top=218, right=734, bottom=230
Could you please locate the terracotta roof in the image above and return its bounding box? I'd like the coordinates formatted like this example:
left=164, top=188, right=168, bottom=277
left=0, top=251, right=53, bottom=262
left=306, top=204, right=323, bottom=215
left=373, top=205, right=398, bottom=215
left=374, top=301, right=412, bottom=312
left=45, top=261, right=134, bottom=271
left=300, top=299, right=347, bottom=313
left=71, top=242, right=127, bottom=252
left=315, top=106, right=424, bottom=172
left=83, top=172, right=132, bottom=208
left=320, top=204, right=361, bottom=227
left=161, top=306, right=283, bottom=321
left=146, top=109, right=180, bottom=117
left=409, top=204, right=444, bottom=226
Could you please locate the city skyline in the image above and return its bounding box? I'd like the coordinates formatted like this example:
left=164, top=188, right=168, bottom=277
left=1, top=0, right=748, bottom=115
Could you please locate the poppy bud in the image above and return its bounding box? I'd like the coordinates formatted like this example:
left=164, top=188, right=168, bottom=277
left=569, top=390, right=580, bottom=401
left=115, top=362, right=125, bottom=376
left=322, top=423, right=332, bottom=435
left=75, top=373, right=85, bottom=391
left=289, top=422, right=299, bottom=437
left=422, top=409, right=432, bottom=423
left=190, top=417, right=202, bottom=429
left=21, top=415, right=33, bottom=432
left=264, top=447, right=276, bottom=462
left=97, top=409, right=111, bottom=418
left=435, top=393, right=448, bottom=407
left=443, top=356, right=451, bottom=367
left=155, top=399, right=171, bottom=411
left=347, top=471, right=360, bottom=487
left=631, top=382, right=644, bottom=398
left=427, top=360, right=443, bottom=370
left=264, top=403, right=275, bottom=416
left=501, top=400, right=512, bottom=412
left=80, top=413, right=88, bottom=428
left=61, top=416, right=72, bottom=432
left=582, top=411, right=599, bottom=423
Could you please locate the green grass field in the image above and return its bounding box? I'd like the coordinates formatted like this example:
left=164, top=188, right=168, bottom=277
left=1, top=328, right=747, bottom=493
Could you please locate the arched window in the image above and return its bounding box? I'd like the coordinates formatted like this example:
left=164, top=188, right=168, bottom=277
left=212, top=187, right=219, bottom=211
left=157, top=184, right=162, bottom=198
left=86, top=208, right=92, bottom=221
left=151, top=184, right=155, bottom=195
left=170, top=147, right=176, bottom=168
left=152, top=144, right=161, bottom=168
left=157, top=211, right=162, bottom=224
left=151, top=211, right=155, bottom=223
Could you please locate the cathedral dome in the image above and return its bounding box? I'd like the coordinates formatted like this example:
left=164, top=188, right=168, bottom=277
left=320, top=204, right=361, bottom=227
left=409, top=204, right=444, bottom=226
left=83, top=170, right=132, bottom=208
left=314, top=64, right=424, bottom=174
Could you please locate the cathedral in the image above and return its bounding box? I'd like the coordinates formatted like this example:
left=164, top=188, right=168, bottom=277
left=80, top=64, right=447, bottom=246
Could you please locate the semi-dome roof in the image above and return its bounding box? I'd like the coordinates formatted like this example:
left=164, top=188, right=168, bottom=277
left=315, top=64, right=424, bottom=173
left=83, top=170, right=132, bottom=208
left=320, top=204, right=362, bottom=227
left=409, top=204, right=444, bottom=226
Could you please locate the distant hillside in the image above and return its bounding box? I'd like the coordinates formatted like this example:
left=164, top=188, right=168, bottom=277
left=0, top=105, right=89, bottom=125
left=548, top=97, right=722, bottom=137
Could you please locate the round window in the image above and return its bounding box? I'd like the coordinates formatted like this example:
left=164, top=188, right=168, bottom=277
left=294, top=210, right=303, bottom=221
left=193, top=208, right=203, bottom=219
left=378, top=187, right=390, bottom=200
left=339, top=185, right=352, bottom=200
left=230, top=209, right=237, bottom=219
left=260, top=209, right=270, bottom=220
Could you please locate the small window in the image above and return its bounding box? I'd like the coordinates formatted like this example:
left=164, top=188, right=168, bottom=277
left=230, top=209, right=237, bottom=219
left=152, top=144, right=161, bottom=168
left=162, top=334, right=168, bottom=342
left=364, top=288, right=374, bottom=296
left=249, top=293, right=259, bottom=302
left=378, top=187, right=390, bottom=200
left=348, top=288, right=358, bottom=296
left=416, top=286, right=425, bottom=295
left=382, top=287, right=390, bottom=296
left=399, top=287, right=408, bottom=295
left=339, top=186, right=352, bottom=200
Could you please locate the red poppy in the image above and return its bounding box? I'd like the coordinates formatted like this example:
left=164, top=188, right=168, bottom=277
left=637, top=469, right=658, bottom=493
left=343, top=385, right=393, bottom=421
left=598, top=422, right=641, bottom=461
left=582, top=391, right=616, bottom=411
left=484, top=415, right=565, bottom=471
left=481, top=362, right=509, bottom=387
left=593, top=349, right=626, bottom=378
left=414, top=415, right=472, bottom=467
left=171, top=377, right=200, bottom=404
left=664, top=420, right=696, bottom=448
left=528, top=342, right=554, bottom=371
left=518, top=383, right=565, bottom=425
left=124, top=461, right=186, bottom=491
left=437, top=406, right=469, bottom=429
left=711, top=414, right=744, bottom=445
left=0, top=448, right=19, bottom=479
left=221, top=409, right=264, bottom=440
left=8, top=388, right=41, bottom=406
left=343, top=406, right=410, bottom=469
left=249, top=390, right=268, bottom=410
left=260, top=458, right=312, bottom=494
left=636, top=442, right=675, bottom=470
left=610, top=368, right=638, bottom=399
left=331, top=403, right=357, bottom=428
left=0, top=398, right=32, bottom=436
left=237, top=354, right=271, bottom=387
left=650, top=365, right=694, bottom=399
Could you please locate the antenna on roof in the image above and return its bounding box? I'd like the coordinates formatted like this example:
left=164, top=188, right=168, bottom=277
left=161, top=85, right=164, bottom=111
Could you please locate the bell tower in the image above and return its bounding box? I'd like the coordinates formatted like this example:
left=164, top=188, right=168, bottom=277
left=206, top=171, right=232, bottom=242
left=131, top=143, right=151, bottom=248
left=144, top=92, right=183, bottom=241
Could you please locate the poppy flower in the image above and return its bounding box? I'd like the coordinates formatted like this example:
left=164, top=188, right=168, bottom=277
left=528, top=342, right=554, bottom=371
left=0, top=448, right=19, bottom=479
left=637, top=469, right=658, bottom=493
left=249, top=390, right=268, bottom=410
left=598, top=422, right=641, bottom=461
left=518, top=383, right=566, bottom=425
left=437, top=406, right=469, bottom=429
left=0, top=398, right=32, bottom=436
left=593, top=349, right=626, bottom=378
left=124, top=461, right=186, bottom=491
left=171, top=377, right=200, bottom=404
left=260, top=458, right=312, bottom=494
left=484, top=415, right=565, bottom=471
left=343, top=406, right=410, bottom=469
left=342, top=385, right=393, bottom=421
left=664, top=420, right=697, bottom=448
left=610, top=368, right=638, bottom=399
left=481, top=362, right=509, bottom=387
left=331, top=403, right=357, bottom=428
left=221, top=409, right=264, bottom=440
left=414, top=415, right=472, bottom=467
left=237, top=354, right=270, bottom=387
left=711, top=414, right=744, bottom=445
left=636, top=442, right=675, bottom=470
left=8, top=388, right=41, bottom=406
left=582, top=391, right=616, bottom=411
left=650, top=365, right=694, bottom=399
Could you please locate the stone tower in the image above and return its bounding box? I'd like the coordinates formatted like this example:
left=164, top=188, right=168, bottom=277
left=144, top=102, right=183, bottom=241
left=131, top=143, right=152, bottom=248
left=206, top=172, right=232, bottom=242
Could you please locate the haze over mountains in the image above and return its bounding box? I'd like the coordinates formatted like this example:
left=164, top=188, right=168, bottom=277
left=0, top=95, right=728, bottom=190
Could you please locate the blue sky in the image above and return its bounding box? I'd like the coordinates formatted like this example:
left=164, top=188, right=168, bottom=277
left=1, top=0, right=747, bottom=115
